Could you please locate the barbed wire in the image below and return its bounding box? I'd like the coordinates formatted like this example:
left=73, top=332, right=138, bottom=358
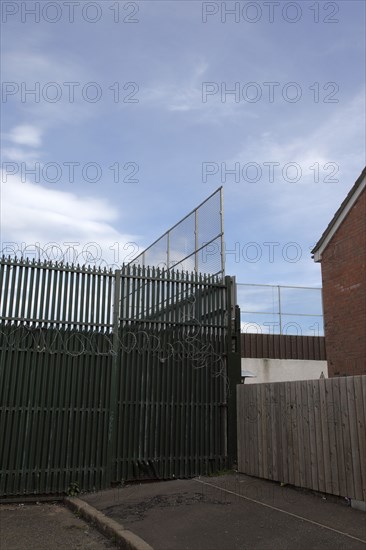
left=0, top=321, right=228, bottom=380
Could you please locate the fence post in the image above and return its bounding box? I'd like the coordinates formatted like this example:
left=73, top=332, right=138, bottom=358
left=107, top=268, right=121, bottom=486
left=225, top=276, right=242, bottom=469
left=278, top=285, right=282, bottom=334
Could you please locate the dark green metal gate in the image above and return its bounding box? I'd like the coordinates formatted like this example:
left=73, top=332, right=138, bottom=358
left=0, top=257, right=240, bottom=496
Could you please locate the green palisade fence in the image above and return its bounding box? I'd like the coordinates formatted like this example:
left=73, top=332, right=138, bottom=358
left=0, top=257, right=240, bottom=496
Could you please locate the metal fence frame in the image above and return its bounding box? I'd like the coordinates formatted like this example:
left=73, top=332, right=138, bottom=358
left=0, top=256, right=241, bottom=496
left=129, top=187, right=225, bottom=278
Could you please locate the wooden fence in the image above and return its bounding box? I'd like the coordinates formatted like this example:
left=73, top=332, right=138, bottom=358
left=241, top=333, right=326, bottom=360
left=237, top=375, right=366, bottom=501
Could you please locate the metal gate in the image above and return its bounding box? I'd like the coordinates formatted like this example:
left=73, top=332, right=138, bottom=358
left=0, top=257, right=241, bottom=496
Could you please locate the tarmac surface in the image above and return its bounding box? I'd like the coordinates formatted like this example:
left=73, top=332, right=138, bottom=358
left=0, top=502, right=117, bottom=549
left=82, top=473, right=366, bottom=550
left=1, top=474, right=366, bottom=549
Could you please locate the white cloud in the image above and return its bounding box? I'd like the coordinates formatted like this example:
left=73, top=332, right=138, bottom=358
left=142, top=60, right=258, bottom=123
left=1, top=173, right=139, bottom=267
left=2, top=49, right=101, bottom=131
left=2, top=147, right=42, bottom=163
left=1, top=124, right=43, bottom=164
left=229, top=90, right=365, bottom=231
left=9, top=125, right=43, bottom=147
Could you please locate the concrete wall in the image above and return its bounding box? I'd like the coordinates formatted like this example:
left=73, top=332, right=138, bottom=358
left=242, top=358, right=328, bottom=384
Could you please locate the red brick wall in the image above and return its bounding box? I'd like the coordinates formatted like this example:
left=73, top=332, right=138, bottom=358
left=321, top=186, right=366, bottom=377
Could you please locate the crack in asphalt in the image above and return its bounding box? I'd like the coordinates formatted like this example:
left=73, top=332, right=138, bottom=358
left=103, top=491, right=230, bottom=523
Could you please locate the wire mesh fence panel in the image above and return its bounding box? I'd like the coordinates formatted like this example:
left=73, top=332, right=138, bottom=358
left=237, top=283, right=324, bottom=336
left=169, top=212, right=196, bottom=268
left=279, top=287, right=323, bottom=316
left=198, top=236, right=223, bottom=276
left=196, top=189, right=222, bottom=249
left=129, top=187, right=224, bottom=278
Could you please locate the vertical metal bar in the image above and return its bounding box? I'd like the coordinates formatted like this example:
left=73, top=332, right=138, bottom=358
left=43, top=330, right=61, bottom=492
left=107, top=269, right=121, bottom=485
left=74, top=266, right=80, bottom=330
left=37, top=328, right=49, bottom=492
left=195, top=209, right=199, bottom=274
left=19, top=258, right=30, bottom=320
left=67, top=267, right=75, bottom=327
left=0, top=258, right=7, bottom=318
left=10, top=259, right=20, bottom=321
left=26, top=332, right=42, bottom=493
left=0, top=260, right=7, bottom=319
left=85, top=267, right=92, bottom=330
left=120, top=268, right=129, bottom=479
left=16, top=259, right=24, bottom=321
left=95, top=267, right=102, bottom=326
left=32, top=261, right=42, bottom=323
left=168, top=271, right=175, bottom=477
left=54, top=267, right=65, bottom=327
left=90, top=266, right=97, bottom=327
left=25, top=260, right=35, bottom=322
left=136, top=266, right=145, bottom=462
left=278, top=285, right=282, bottom=335
left=79, top=267, right=86, bottom=330
left=126, top=266, right=137, bottom=478
left=225, top=276, right=242, bottom=468
left=166, top=232, right=170, bottom=271
left=107, top=269, right=113, bottom=327
left=220, top=187, right=225, bottom=277
left=43, top=263, right=52, bottom=325
left=99, top=268, right=105, bottom=327
left=84, top=324, right=94, bottom=490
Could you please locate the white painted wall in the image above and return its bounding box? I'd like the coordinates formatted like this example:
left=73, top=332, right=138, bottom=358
left=241, top=358, right=328, bottom=384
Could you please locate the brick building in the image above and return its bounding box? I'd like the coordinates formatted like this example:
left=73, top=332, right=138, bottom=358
left=312, top=167, right=366, bottom=377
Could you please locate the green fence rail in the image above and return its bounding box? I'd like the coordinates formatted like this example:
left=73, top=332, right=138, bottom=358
left=0, top=257, right=240, bottom=496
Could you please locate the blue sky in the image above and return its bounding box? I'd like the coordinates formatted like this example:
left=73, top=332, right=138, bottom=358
left=1, top=1, right=365, bottom=328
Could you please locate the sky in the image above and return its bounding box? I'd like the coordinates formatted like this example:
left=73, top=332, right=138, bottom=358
left=1, top=0, right=365, bottom=333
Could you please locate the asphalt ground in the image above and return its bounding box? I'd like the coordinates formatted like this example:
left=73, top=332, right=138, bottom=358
left=1, top=474, right=365, bottom=550
left=81, top=473, right=366, bottom=550
left=0, top=502, right=117, bottom=550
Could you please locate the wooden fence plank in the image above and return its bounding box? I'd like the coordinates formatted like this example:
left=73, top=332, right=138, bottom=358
left=279, top=382, right=287, bottom=484
left=319, top=378, right=333, bottom=494
left=253, top=384, right=261, bottom=478
left=265, top=384, right=272, bottom=479
left=260, top=383, right=268, bottom=479
left=307, top=380, right=319, bottom=491
left=285, top=381, right=293, bottom=486
left=290, top=382, right=300, bottom=487
left=295, top=381, right=306, bottom=488
left=333, top=377, right=347, bottom=497
left=313, top=379, right=325, bottom=493
left=324, top=378, right=339, bottom=496
left=301, top=381, right=311, bottom=489
left=257, top=384, right=264, bottom=479
left=354, top=376, right=366, bottom=501
left=270, top=383, right=278, bottom=481
left=340, top=377, right=355, bottom=498
left=237, top=377, right=366, bottom=501
left=347, top=377, right=362, bottom=501
left=236, top=384, right=246, bottom=470
left=247, top=384, right=256, bottom=476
